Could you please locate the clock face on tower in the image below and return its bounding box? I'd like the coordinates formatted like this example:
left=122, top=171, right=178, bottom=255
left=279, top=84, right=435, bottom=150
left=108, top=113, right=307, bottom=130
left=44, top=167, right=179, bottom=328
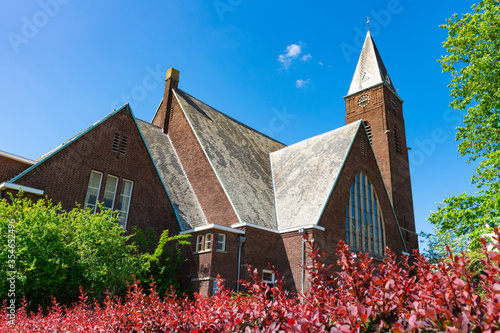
left=358, top=94, right=370, bottom=108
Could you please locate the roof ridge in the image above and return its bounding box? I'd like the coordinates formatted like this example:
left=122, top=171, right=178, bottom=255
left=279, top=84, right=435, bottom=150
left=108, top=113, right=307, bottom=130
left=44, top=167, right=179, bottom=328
left=175, top=88, right=286, bottom=147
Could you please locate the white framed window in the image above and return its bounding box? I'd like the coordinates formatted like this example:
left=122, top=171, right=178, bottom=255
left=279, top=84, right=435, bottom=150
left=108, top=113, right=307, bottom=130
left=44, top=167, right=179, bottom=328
left=84, top=171, right=103, bottom=214
left=205, top=233, right=212, bottom=251
left=196, top=235, right=204, bottom=252
left=217, top=233, right=226, bottom=252
left=346, top=172, right=386, bottom=255
left=262, top=270, right=275, bottom=288
left=102, top=175, right=119, bottom=210
left=117, top=179, right=133, bottom=228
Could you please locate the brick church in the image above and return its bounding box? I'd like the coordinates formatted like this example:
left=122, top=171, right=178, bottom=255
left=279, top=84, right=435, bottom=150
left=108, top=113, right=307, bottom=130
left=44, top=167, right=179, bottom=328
left=1, top=32, right=418, bottom=295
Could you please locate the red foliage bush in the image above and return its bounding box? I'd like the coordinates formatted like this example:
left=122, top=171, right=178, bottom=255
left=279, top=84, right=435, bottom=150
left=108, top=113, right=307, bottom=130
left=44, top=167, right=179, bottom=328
left=2, top=229, right=500, bottom=332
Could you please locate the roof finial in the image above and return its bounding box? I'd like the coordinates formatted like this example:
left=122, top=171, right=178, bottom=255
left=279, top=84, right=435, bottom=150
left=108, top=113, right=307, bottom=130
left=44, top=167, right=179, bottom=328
left=367, top=17, right=370, bottom=32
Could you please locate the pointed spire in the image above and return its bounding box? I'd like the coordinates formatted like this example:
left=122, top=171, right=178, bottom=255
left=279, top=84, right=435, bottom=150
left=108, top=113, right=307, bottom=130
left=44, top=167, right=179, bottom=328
left=347, top=32, right=396, bottom=96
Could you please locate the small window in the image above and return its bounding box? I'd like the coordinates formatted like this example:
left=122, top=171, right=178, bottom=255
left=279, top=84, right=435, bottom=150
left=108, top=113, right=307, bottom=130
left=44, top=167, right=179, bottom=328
left=262, top=270, right=275, bottom=288
left=102, top=175, right=119, bottom=210
left=361, top=71, right=369, bottom=82
left=205, top=233, right=212, bottom=251
left=84, top=171, right=103, bottom=214
left=117, top=180, right=133, bottom=228
left=196, top=235, right=204, bottom=252
left=217, top=234, right=226, bottom=251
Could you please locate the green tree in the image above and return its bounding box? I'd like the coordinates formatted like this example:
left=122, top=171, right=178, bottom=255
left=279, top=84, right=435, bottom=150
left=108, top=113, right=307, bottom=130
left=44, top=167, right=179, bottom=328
left=0, top=193, right=189, bottom=309
left=420, top=229, right=469, bottom=264
left=430, top=0, right=500, bottom=249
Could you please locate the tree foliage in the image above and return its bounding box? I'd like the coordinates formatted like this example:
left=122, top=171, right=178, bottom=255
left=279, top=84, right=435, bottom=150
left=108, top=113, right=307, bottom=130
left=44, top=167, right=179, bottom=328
left=430, top=0, right=500, bottom=248
left=420, top=229, right=468, bottom=264
left=0, top=193, right=189, bottom=309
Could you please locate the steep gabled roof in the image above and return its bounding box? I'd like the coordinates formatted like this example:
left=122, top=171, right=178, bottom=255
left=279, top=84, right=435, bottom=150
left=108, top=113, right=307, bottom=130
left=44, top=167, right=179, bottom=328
left=271, top=120, right=361, bottom=230
left=11, top=104, right=131, bottom=183
left=174, top=89, right=285, bottom=229
left=347, top=31, right=397, bottom=96
left=137, top=119, right=208, bottom=230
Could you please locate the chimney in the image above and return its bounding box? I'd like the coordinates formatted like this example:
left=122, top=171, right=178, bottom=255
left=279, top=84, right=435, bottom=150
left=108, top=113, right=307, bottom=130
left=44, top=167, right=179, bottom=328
left=152, top=68, right=180, bottom=133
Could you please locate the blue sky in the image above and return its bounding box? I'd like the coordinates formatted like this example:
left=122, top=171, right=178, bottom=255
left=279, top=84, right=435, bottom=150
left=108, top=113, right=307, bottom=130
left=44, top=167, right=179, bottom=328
left=1, top=0, right=478, bottom=250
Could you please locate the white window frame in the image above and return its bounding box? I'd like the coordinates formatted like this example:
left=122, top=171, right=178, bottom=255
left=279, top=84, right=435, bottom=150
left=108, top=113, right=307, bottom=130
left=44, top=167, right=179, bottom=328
left=217, top=233, right=226, bottom=252
left=196, top=235, right=204, bottom=252
left=102, top=174, right=119, bottom=210
left=262, top=270, right=275, bottom=286
left=84, top=170, right=103, bottom=214
left=117, top=179, right=133, bottom=229
left=205, top=233, right=212, bottom=251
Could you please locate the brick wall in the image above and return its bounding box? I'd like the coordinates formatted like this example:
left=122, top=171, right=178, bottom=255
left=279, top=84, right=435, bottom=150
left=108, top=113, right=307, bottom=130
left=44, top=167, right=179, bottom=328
left=0, top=155, right=32, bottom=183
left=315, top=125, right=407, bottom=264
left=11, top=107, right=180, bottom=237
left=345, top=84, right=417, bottom=254
left=167, top=94, right=240, bottom=227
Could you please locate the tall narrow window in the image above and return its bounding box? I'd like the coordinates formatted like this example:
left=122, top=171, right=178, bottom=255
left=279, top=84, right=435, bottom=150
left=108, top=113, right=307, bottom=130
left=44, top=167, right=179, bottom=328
left=196, top=235, right=204, bottom=252
left=84, top=171, right=103, bottom=214
left=394, top=125, right=402, bottom=154
left=117, top=180, right=133, bottom=228
left=217, top=234, right=226, bottom=251
left=346, top=172, right=386, bottom=255
left=102, top=175, right=118, bottom=210
left=205, top=233, right=212, bottom=251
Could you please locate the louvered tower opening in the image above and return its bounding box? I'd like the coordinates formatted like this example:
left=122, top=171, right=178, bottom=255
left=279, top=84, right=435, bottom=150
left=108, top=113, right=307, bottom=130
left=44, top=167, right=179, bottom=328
left=394, top=126, right=401, bottom=154
left=363, top=121, right=372, bottom=144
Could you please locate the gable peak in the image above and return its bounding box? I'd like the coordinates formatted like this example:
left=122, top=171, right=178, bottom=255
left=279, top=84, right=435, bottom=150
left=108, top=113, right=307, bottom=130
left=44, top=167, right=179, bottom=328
left=347, top=32, right=397, bottom=96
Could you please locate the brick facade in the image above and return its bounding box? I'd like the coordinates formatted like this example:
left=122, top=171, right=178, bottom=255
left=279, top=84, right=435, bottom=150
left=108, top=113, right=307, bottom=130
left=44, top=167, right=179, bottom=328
left=5, top=106, right=180, bottom=237
left=345, top=83, right=418, bottom=253
left=2, top=33, right=418, bottom=296
left=0, top=154, right=32, bottom=183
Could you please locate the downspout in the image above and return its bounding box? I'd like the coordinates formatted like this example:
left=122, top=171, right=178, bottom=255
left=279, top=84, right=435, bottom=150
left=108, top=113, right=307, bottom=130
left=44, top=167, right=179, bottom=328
left=236, top=235, right=246, bottom=292
left=298, top=228, right=306, bottom=294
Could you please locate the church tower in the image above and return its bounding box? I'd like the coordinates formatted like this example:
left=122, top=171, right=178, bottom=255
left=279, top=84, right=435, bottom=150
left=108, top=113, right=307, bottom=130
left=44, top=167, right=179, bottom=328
left=344, top=31, right=418, bottom=252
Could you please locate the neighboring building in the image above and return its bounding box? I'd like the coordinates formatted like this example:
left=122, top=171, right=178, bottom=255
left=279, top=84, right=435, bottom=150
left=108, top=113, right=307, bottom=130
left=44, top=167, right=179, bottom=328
left=0, top=32, right=418, bottom=295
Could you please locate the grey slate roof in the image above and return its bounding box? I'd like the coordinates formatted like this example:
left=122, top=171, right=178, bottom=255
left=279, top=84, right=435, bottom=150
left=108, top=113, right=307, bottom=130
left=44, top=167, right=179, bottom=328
left=347, top=31, right=397, bottom=96
left=137, top=119, right=208, bottom=230
left=174, top=89, right=285, bottom=228
left=270, top=120, right=362, bottom=230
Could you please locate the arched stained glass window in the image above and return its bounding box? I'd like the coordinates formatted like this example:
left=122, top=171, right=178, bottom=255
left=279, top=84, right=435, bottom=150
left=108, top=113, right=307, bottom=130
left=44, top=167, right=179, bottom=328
left=346, top=172, right=386, bottom=255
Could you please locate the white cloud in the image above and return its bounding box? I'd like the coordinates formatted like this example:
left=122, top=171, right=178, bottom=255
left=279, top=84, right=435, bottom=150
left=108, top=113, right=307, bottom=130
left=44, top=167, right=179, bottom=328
left=318, top=61, right=324, bottom=66
left=295, top=79, right=311, bottom=89
left=301, top=53, right=312, bottom=62
left=277, top=42, right=304, bottom=70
